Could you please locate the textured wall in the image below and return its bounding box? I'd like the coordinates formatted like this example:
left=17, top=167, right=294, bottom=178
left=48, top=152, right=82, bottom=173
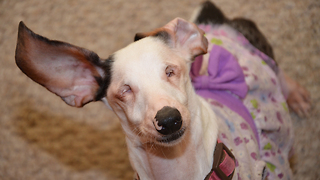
left=0, top=0, right=319, bottom=179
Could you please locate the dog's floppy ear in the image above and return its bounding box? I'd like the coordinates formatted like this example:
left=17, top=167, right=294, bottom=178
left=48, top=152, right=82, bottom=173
left=15, top=22, right=112, bottom=107
left=134, top=18, right=208, bottom=60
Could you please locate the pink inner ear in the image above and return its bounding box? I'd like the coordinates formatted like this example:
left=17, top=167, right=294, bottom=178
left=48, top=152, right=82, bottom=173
left=175, top=19, right=194, bottom=46
left=40, top=51, right=102, bottom=107
left=15, top=22, right=105, bottom=107
left=134, top=18, right=208, bottom=60
left=163, top=18, right=208, bottom=60
left=133, top=18, right=207, bottom=60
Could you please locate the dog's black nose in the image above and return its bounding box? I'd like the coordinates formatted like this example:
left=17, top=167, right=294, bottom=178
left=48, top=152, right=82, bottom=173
left=154, top=106, right=182, bottom=135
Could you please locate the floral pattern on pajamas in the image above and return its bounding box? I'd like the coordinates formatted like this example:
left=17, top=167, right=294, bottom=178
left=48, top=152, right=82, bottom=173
left=192, top=24, right=294, bottom=180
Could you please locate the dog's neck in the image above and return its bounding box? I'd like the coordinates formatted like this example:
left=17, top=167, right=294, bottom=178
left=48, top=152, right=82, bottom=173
left=125, top=94, right=218, bottom=180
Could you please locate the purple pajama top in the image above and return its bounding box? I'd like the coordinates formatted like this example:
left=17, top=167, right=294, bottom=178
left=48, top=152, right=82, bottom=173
left=191, top=24, right=294, bottom=180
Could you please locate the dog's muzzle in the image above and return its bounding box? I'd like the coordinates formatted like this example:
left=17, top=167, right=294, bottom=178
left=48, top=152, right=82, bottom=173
left=154, top=106, right=184, bottom=143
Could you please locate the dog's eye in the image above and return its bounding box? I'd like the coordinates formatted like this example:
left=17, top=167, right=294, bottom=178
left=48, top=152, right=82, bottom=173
left=166, top=66, right=175, bottom=77
left=116, top=85, right=132, bottom=101
left=121, top=85, right=131, bottom=94
left=118, top=85, right=132, bottom=100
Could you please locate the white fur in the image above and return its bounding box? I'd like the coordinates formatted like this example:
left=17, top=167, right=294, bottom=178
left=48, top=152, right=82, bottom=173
left=104, top=37, right=218, bottom=179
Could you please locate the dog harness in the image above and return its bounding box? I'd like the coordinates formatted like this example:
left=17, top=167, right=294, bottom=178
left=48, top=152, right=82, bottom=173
left=134, top=140, right=236, bottom=180
left=204, top=140, right=236, bottom=180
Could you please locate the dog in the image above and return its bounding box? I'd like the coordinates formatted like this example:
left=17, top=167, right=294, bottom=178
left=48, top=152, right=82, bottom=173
left=15, top=1, right=311, bottom=180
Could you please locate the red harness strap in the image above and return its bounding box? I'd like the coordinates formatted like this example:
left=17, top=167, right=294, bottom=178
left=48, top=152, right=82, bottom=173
left=135, top=140, right=236, bottom=180
left=204, top=140, right=236, bottom=180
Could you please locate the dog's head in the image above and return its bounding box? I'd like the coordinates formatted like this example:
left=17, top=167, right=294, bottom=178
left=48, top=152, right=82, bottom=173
left=15, top=18, right=208, bottom=146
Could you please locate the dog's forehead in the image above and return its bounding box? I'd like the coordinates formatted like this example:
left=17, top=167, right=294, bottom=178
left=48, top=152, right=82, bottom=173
left=112, top=37, right=174, bottom=81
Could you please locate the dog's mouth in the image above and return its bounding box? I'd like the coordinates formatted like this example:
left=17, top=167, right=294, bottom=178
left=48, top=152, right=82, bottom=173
left=156, top=127, right=186, bottom=144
